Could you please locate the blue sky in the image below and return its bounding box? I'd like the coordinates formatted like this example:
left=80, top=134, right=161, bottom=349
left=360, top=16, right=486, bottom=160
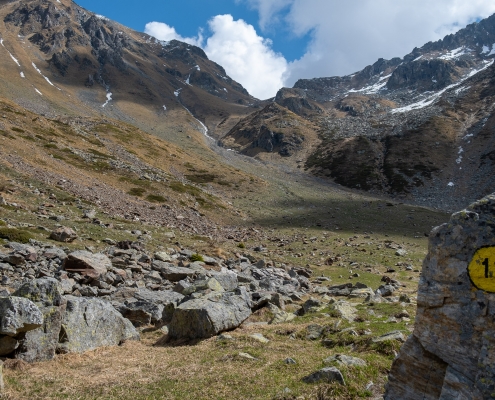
left=75, top=0, right=495, bottom=100
left=76, top=0, right=309, bottom=62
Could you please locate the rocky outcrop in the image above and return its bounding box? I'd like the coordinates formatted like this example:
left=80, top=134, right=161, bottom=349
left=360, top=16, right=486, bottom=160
left=13, top=278, right=66, bottom=362
left=57, top=296, right=139, bottom=353
left=168, top=291, right=252, bottom=340
left=385, top=194, right=495, bottom=399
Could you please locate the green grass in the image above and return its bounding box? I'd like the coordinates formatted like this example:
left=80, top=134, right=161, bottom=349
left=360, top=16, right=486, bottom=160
left=128, top=187, right=146, bottom=197
left=146, top=194, right=166, bottom=203
left=189, top=253, right=204, bottom=262
left=0, top=227, right=35, bottom=243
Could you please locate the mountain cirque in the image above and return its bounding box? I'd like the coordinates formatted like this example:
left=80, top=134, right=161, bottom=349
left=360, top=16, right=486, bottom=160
left=222, top=13, right=495, bottom=212
left=1, top=0, right=495, bottom=399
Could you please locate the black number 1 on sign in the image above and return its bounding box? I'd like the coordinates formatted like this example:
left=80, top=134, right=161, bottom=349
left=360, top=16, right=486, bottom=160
left=483, top=258, right=489, bottom=278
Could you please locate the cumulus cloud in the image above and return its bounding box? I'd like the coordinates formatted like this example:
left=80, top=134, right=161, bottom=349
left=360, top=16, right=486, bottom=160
left=144, top=21, right=203, bottom=47
left=245, top=0, right=495, bottom=86
left=204, top=15, right=287, bottom=99
left=145, top=16, right=287, bottom=99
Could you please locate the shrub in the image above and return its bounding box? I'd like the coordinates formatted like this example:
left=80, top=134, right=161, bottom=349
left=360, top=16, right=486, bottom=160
left=237, top=242, right=245, bottom=249
left=146, top=194, right=166, bottom=203
left=0, top=228, right=34, bottom=243
left=128, top=187, right=146, bottom=196
left=189, top=254, right=204, bottom=262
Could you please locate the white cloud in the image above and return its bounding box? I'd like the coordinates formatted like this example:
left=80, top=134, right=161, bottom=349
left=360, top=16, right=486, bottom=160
left=144, top=21, right=203, bottom=47
left=245, top=0, right=495, bottom=86
left=145, top=15, right=287, bottom=99
left=204, top=15, right=287, bottom=99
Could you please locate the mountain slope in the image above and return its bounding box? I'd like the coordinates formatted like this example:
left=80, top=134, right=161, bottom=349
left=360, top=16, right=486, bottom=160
left=222, top=13, right=495, bottom=211
left=0, top=0, right=258, bottom=143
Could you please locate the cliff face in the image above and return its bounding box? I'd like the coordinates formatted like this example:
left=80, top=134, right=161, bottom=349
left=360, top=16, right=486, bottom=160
left=385, top=194, right=495, bottom=399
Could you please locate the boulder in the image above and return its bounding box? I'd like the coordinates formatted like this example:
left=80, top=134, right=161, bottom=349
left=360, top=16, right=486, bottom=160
left=62, top=250, right=111, bottom=279
left=153, top=261, right=196, bottom=282
left=385, top=194, right=495, bottom=399
left=324, top=354, right=366, bottom=367
left=0, top=297, right=43, bottom=336
left=13, top=278, right=67, bottom=362
left=168, top=292, right=251, bottom=340
left=58, top=296, right=139, bottom=353
left=49, top=227, right=77, bottom=243
left=133, top=289, right=184, bottom=322
left=302, top=367, right=345, bottom=385
left=332, top=300, right=357, bottom=322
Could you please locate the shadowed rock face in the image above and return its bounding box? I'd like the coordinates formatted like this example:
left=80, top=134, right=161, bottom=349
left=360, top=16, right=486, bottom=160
left=384, top=193, right=495, bottom=399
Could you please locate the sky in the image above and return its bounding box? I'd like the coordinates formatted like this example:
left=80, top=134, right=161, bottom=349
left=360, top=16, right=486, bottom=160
left=75, top=0, right=495, bottom=100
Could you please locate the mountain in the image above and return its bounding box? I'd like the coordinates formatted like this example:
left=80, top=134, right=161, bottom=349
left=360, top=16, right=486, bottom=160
left=221, top=13, right=495, bottom=211
left=0, top=0, right=259, bottom=143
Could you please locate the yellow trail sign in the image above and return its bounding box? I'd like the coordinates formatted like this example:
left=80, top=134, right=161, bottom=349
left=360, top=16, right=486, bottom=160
left=468, top=247, right=495, bottom=292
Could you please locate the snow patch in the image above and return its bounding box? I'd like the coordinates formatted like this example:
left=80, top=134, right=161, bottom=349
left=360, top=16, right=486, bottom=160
left=456, top=146, right=463, bottom=164
left=163, top=105, right=167, bottom=111
left=174, top=88, right=182, bottom=97
left=34, top=88, right=42, bottom=96
left=95, top=14, right=109, bottom=21
left=182, top=105, right=212, bottom=140
left=20, top=72, right=25, bottom=78
left=413, top=55, right=423, bottom=62
left=102, top=92, right=112, bottom=108
left=9, top=53, right=20, bottom=67
left=447, top=182, right=454, bottom=187
left=194, top=65, right=200, bottom=71
left=438, top=46, right=469, bottom=60
left=392, top=60, right=494, bottom=114
left=482, top=44, right=495, bottom=56
left=185, top=75, right=191, bottom=85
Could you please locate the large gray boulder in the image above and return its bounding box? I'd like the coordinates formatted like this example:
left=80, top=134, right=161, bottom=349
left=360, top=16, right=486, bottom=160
left=153, top=261, right=196, bottom=282
left=385, top=194, right=495, bottom=399
left=13, top=278, right=67, bottom=362
left=121, top=289, right=184, bottom=327
left=58, top=296, right=139, bottom=353
left=168, top=292, right=251, bottom=340
left=62, top=250, right=111, bottom=279
left=0, top=297, right=43, bottom=336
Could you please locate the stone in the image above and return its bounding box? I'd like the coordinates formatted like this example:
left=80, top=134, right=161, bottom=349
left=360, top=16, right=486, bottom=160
left=373, top=330, right=405, bottom=343
left=395, top=249, right=407, bottom=256
left=208, top=271, right=238, bottom=291
left=284, top=357, right=296, bottom=364
left=133, top=289, right=184, bottom=322
left=299, top=298, right=323, bottom=315
left=0, top=297, right=43, bottom=336
left=348, top=287, right=375, bottom=299
left=49, top=227, right=77, bottom=243
left=58, top=296, right=139, bottom=353
left=269, top=308, right=297, bottom=324
left=238, top=352, right=257, bottom=360
left=168, top=292, right=251, bottom=340
left=332, top=300, right=357, bottom=322
left=13, top=278, right=67, bottom=362
left=376, top=284, right=396, bottom=297
left=154, top=252, right=172, bottom=262
left=63, top=251, right=111, bottom=279
left=324, top=354, right=366, bottom=367
left=306, top=324, right=324, bottom=340
left=302, top=367, right=346, bottom=385
left=250, top=333, right=269, bottom=343
left=385, top=194, right=495, bottom=399
left=154, top=262, right=196, bottom=282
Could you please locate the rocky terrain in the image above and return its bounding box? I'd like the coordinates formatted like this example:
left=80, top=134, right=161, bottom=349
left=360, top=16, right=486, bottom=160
left=222, top=13, right=495, bottom=212
left=0, top=0, right=493, bottom=399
